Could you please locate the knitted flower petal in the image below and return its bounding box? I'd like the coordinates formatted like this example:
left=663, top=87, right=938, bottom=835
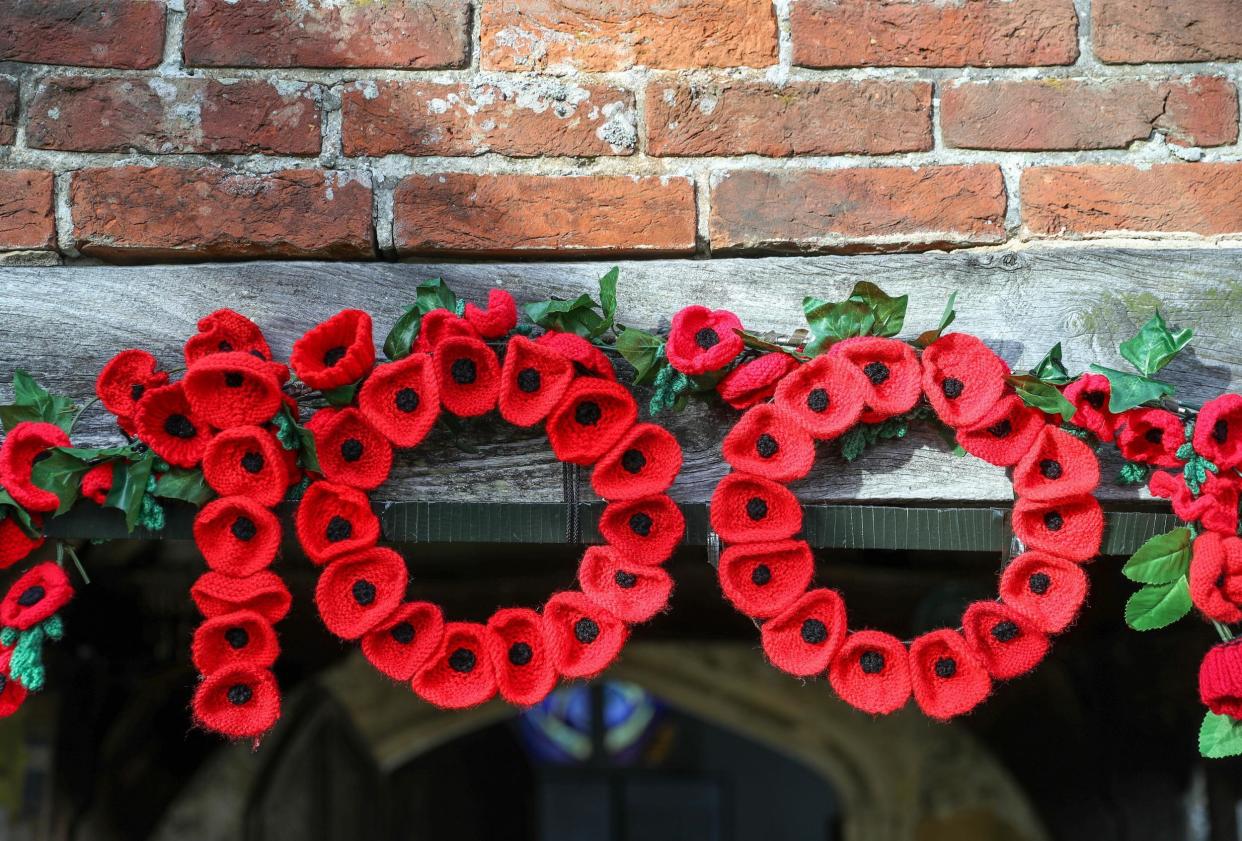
left=361, top=601, right=444, bottom=682
left=999, top=551, right=1088, bottom=633
left=1196, top=393, right=1242, bottom=470
left=202, top=425, right=288, bottom=506
left=909, top=629, right=991, bottom=720
left=542, top=591, right=628, bottom=679
left=577, top=545, right=672, bottom=623
left=717, top=353, right=799, bottom=410
left=827, top=337, right=921, bottom=423
left=435, top=335, right=501, bottom=418
left=191, top=663, right=280, bottom=740
left=1012, top=425, right=1101, bottom=502
left=546, top=379, right=638, bottom=466
left=294, top=481, right=381, bottom=566
left=962, top=601, right=1050, bottom=680
left=536, top=332, right=615, bottom=380
left=957, top=394, right=1046, bottom=467
left=464, top=289, right=518, bottom=339
left=921, top=333, right=1009, bottom=429
left=190, top=570, right=291, bottom=624
left=184, top=309, right=272, bottom=366
left=666, top=306, right=744, bottom=375
left=1063, top=373, right=1116, bottom=443
left=722, top=403, right=816, bottom=482
left=0, top=516, right=42, bottom=570
left=191, top=609, right=280, bottom=674
left=184, top=352, right=288, bottom=430
left=290, top=309, right=375, bottom=391
left=135, top=382, right=212, bottom=469
left=1189, top=532, right=1242, bottom=624
left=597, top=494, right=685, bottom=565
left=412, top=622, right=497, bottom=710
left=0, top=562, right=72, bottom=630
left=411, top=310, right=478, bottom=354
left=772, top=353, right=869, bottom=440
left=498, top=335, right=575, bottom=428
left=0, top=421, right=70, bottom=512
left=1116, top=408, right=1185, bottom=468
left=486, top=607, right=557, bottom=706
left=96, top=349, right=168, bottom=419
left=193, top=496, right=281, bottom=577
left=591, top=424, right=683, bottom=501
left=828, top=630, right=912, bottom=715
left=314, top=547, right=407, bottom=640
left=80, top=462, right=113, bottom=505
left=357, top=353, right=441, bottom=448
left=1012, top=495, right=1103, bottom=563
left=1199, top=639, right=1242, bottom=719
left=760, top=588, right=846, bottom=677
left=306, top=407, right=393, bottom=491
left=717, top=539, right=814, bottom=620
left=709, top=472, right=802, bottom=544
left=0, top=650, right=29, bottom=718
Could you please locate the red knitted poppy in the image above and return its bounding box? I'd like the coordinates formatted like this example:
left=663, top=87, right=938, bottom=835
left=722, top=403, right=816, bottom=482
left=591, top=424, right=682, bottom=500
left=546, top=378, right=638, bottom=466
left=1012, top=426, right=1101, bottom=502
left=999, top=551, right=1088, bottom=633
left=435, top=335, right=501, bottom=418
left=191, top=663, right=280, bottom=740
left=0, top=421, right=71, bottom=512
left=486, top=607, right=557, bottom=706
left=1149, top=469, right=1241, bottom=536
left=921, top=333, right=1010, bottom=428
left=772, top=354, right=868, bottom=440
left=760, top=588, right=847, bottom=677
left=666, top=306, right=744, bottom=375
left=717, top=353, right=799, bottom=410
left=314, top=547, right=407, bottom=640
left=536, top=331, right=615, bottom=380
left=909, top=629, right=991, bottom=720
left=361, top=601, right=444, bottom=682
left=962, top=601, right=1050, bottom=680
left=0, top=516, right=42, bottom=569
left=718, top=538, right=815, bottom=620
left=1189, top=532, right=1242, bottom=624
left=201, top=426, right=288, bottom=506
left=828, top=630, right=912, bottom=715
left=464, top=289, right=518, bottom=339
left=294, top=481, right=380, bottom=566
left=0, top=649, right=29, bottom=717
left=411, top=310, right=478, bottom=354
left=306, top=407, right=393, bottom=491
left=184, top=309, right=272, bottom=366
left=1012, top=495, right=1103, bottom=563
left=193, top=496, right=280, bottom=577
left=709, top=472, right=802, bottom=544
left=184, top=352, right=288, bottom=430
left=191, top=609, right=280, bottom=674
left=0, top=562, right=72, bottom=630
left=597, top=494, right=685, bottom=565
left=957, top=394, right=1046, bottom=467
left=291, top=309, right=375, bottom=391
left=1199, top=639, right=1242, bottom=719
left=80, top=462, right=113, bottom=505
left=1116, top=408, right=1186, bottom=468
left=96, top=349, right=168, bottom=420
left=190, top=570, right=292, bottom=624
left=498, top=335, right=575, bottom=428
left=827, top=337, right=921, bottom=423
left=577, top=545, right=672, bottom=623
left=357, top=353, right=441, bottom=448
left=1196, top=393, right=1242, bottom=471
left=135, top=382, right=213, bottom=468
left=543, top=591, right=628, bottom=679
left=412, top=622, right=497, bottom=710
left=1063, top=373, right=1116, bottom=443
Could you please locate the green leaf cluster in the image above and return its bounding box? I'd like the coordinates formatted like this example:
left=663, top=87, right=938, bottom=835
left=615, top=328, right=665, bottom=386
left=839, top=414, right=913, bottom=462
left=1088, top=312, right=1190, bottom=413
left=1123, top=529, right=1194, bottom=630
left=523, top=268, right=619, bottom=339
left=1007, top=373, right=1076, bottom=421
left=1200, top=711, right=1242, bottom=758
left=0, top=370, right=77, bottom=433
left=803, top=282, right=909, bottom=354
left=382, top=278, right=462, bottom=361
left=274, top=404, right=320, bottom=473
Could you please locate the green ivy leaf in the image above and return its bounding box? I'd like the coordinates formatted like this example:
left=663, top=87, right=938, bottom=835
left=28, top=450, right=93, bottom=516
left=0, top=370, right=77, bottom=433
left=1007, top=374, right=1076, bottom=421
left=597, top=267, right=619, bottom=335
left=1030, top=342, right=1074, bottom=385
left=1199, top=711, right=1242, bottom=759
left=274, top=405, right=320, bottom=473
left=615, top=328, right=665, bottom=386
left=803, top=296, right=872, bottom=354
left=415, top=278, right=458, bottom=315
left=914, top=291, right=957, bottom=348
left=850, top=282, right=907, bottom=338
left=1119, top=312, right=1193, bottom=377
left=383, top=304, right=421, bottom=361
left=0, top=488, right=37, bottom=537
left=321, top=381, right=359, bottom=407
left=1089, top=365, right=1175, bottom=413
left=154, top=467, right=215, bottom=507
left=1124, top=577, right=1192, bottom=631
left=104, top=452, right=156, bottom=533
left=522, top=270, right=618, bottom=339
left=1122, top=527, right=1192, bottom=585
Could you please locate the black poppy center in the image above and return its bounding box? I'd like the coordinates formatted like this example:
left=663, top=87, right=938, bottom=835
left=323, top=345, right=347, bottom=367
left=352, top=579, right=376, bottom=606
left=224, top=627, right=249, bottom=649
left=575, top=617, right=601, bottom=644
left=746, top=497, right=768, bottom=521
left=621, top=448, right=646, bottom=474
left=755, top=433, right=779, bottom=459
left=694, top=327, right=720, bottom=350
left=1029, top=572, right=1051, bottom=595
left=241, top=450, right=264, bottom=474
left=227, top=684, right=252, bottom=705
left=991, top=620, right=1020, bottom=642
left=340, top=438, right=364, bottom=462
left=164, top=413, right=196, bottom=439
left=987, top=418, right=1012, bottom=438
left=394, top=387, right=420, bottom=413
left=801, top=618, right=828, bottom=645
left=614, top=570, right=637, bottom=589
left=391, top=622, right=415, bottom=645
left=224, top=372, right=244, bottom=388
left=450, top=358, right=477, bottom=385
left=1084, top=391, right=1107, bottom=409
left=1043, top=511, right=1064, bottom=532
left=574, top=400, right=602, bottom=426
left=0, top=675, right=7, bottom=695
left=941, top=377, right=965, bottom=399
left=1144, top=427, right=1164, bottom=445
left=449, top=647, right=476, bottom=673
left=806, top=387, right=829, bottom=413
left=130, top=383, right=146, bottom=402
left=218, top=340, right=233, bottom=352
left=17, top=585, right=44, bottom=607
left=863, top=361, right=890, bottom=385
left=1039, top=459, right=1063, bottom=479
left=326, top=515, right=352, bottom=543
left=629, top=512, right=653, bottom=537
left=751, top=563, right=772, bottom=586
left=859, top=650, right=885, bottom=674
left=231, top=516, right=257, bottom=541
left=516, top=368, right=541, bottom=393
left=1214, top=419, right=1229, bottom=444
left=496, top=640, right=529, bottom=667
left=934, top=657, right=957, bottom=679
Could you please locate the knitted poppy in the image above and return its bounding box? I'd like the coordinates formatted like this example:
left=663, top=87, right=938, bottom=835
left=827, top=337, right=921, bottom=423
left=597, top=494, right=685, bottom=565
left=0, top=421, right=71, bottom=512
left=95, top=349, right=168, bottom=419
left=0, top=562, right=72, bottom=630
left=412, top=622, right=497, bottom=710
left=184, top=309, right=272, bottom=366
left=290, top=309, right=375, bottom=391
left=591, top=424, right=683, bottom=501
left=1188, top=532, right=1242, bottom=624
left=294, top=481, right=380, bottom=566
left=1012, top=495, right=1103, bottom=563
left=536, top=331, right=615, bottom=380
left=666, top=306, right=744, bottom=375
left=1116, top=408, right=1186, bottom=468
left=201, top=426, right=288, bottom=506
left=435, top=335, right=501, bottom=418
left=411, top=309, right=477, bottom=354
left=999, top=551, right=1088, bottom=633
left=542, top=591, right=628, bottom=679
left=498, top=335, right=575, bottom=428
left=306, top=408, right=393, bottom=491
left=191, top=609, right=280, bottom=674
left=722, top=403, right=816, bottom=482
left=772, top=353, right=868, bottom=440
left=909, top=630, right=991, bottom=720
left=314, top=547, right=407, bottom=640
left=717, top=353, right=799, bottom=410
left=1199, top=639, right=1242, bottom=719
left=184, top=352, right=288, bottom=430
left=1149, top=469, right=1241, bottom=536
left=193, top=496, right=280, bottom=577
left=921, top=333, right=1009, bottom=429
left=80, top=462, right=113, bottom=505
left=190, top=570, right=291, bottom=624
left=464, top=289, right=518, bottom=339
left=361, top=601, right=444, bottom=682
left=962, top=601, right=1050, bottom=680
left=135, top=382, right=212, bottom=468
left=546, top=379, right=638, bottom=466
left=957, top=394, right=1046, bottom=467
left=191, top=663, right=280, bottom=740
left=577, top=544, right=672, bottom=623
left=0, top=516, right=42, bottom=569
left=1012, top=426, right=1101, bottom=502
left=828, top=630, right=911, bottom=715
left=760, top=588, right=846, bottom=677
left=0, top=650, right=28, bottom=718
left=1063, top=374, right=1116, bottom=443
left=709, top=472, right=802, bottom=544
left=717, top=539, right=815, bottom=620
left=357, top=353, right=440, bottom=448
left=1196, top=394, right=1242, bottom=470
left=486, top=607, right=557, bottom=706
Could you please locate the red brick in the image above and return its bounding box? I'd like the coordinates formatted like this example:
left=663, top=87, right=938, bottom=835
left=184, top=0, right=469, bottom=69
left=72, top=167, right=374, bottom=261
left=394, top=174, right=696, bottom=257
left=791, top=0, right=1078, bottom=67
left=27, top=76, right=322, bottom=155
left=943, top=77, right=1238, bottom=150
left=709, top=166, right=1007, bottom=252
left=1095, top=0, right=1242, bottom=62
left=0, top=171, right=56, bottom=251
left=481, top=0, right=776, bottom=71
left=647, top=78, right=931, bottom=157
left=342, top=80, right=635, bottom=158
left=0, top=0, right=164, bottom=69
left=1022, top=163, right=1242, bottom=237
left=0, top=78, right=17, bottom=146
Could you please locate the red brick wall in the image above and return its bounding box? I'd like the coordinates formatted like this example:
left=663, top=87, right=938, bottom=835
left=0, top=0, right=1239, bottom=261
